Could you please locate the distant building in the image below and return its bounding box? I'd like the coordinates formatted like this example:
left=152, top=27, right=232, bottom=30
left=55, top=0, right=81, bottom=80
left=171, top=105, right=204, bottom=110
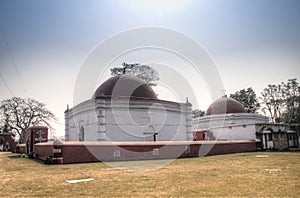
left=192, top=97, right=299, bottom=150
left=0, top=133, right=17, bottom=152
left=255, top=123, right=299, bottom=150
left=193, top=98, right=269, bottom=141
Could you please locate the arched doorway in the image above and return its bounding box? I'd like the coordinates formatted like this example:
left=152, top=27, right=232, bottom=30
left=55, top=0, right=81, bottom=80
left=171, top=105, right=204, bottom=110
left=259, top=127, right=274, bottom=150
left=79, top=126, right=84, bottom=142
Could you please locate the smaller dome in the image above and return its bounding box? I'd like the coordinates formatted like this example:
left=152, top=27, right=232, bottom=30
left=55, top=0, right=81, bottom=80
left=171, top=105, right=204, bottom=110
left=206, top=98, right=246, bottom=116
left=94, top=75, right=157, bottom=99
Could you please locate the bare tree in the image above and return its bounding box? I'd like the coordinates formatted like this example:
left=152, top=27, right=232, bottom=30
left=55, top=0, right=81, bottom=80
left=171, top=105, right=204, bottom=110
left=110, top=62, right=160, bottom=86
left=0, top=97, right=56, bottom=143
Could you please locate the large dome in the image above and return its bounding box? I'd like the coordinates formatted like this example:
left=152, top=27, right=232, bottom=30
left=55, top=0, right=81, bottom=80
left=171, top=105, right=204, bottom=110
left=206, top=98, right=246, bottom=116
left=94, top=75, right=157, bottom=99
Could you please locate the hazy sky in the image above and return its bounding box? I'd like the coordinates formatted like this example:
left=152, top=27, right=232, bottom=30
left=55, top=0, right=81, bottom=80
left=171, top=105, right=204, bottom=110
left=1, top=0, right=300, bottom=136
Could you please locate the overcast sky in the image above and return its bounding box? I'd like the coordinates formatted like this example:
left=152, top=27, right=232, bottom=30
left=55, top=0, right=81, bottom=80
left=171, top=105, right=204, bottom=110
left=1, top=0, right=300, bottom=136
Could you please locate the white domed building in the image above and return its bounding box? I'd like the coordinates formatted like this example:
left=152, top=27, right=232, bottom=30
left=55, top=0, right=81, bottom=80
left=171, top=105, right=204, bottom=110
left=192, top=97, right=269, bottom=141
left=65, top=75, right=193, bottom=142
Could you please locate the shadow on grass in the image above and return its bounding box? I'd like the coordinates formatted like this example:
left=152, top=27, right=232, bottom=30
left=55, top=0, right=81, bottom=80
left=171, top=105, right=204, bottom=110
left=7, top=154, right=22, bottom=158
left=29, top=158, right=47, bottom=165
left=6, top=153, right=46, bottom=165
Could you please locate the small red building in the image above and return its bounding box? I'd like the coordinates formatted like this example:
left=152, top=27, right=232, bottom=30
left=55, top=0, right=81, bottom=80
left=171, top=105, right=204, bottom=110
left=25, top=126, right=48, bottom=155
left=0, top=133, right=17, bottom=152
left=193, top=130, right=206, bottom=141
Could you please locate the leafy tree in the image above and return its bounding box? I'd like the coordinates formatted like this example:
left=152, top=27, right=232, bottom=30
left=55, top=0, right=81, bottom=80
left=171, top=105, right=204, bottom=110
left=192, top=109, right=205, bottom=119
left=260, top=84, right=285, bottom=123
left=110, top=62, right=138, bottom=76
left=281, top=78, right=300, bottom=123
left=0, top=97, right=56, bottom=143
left=111, top=62, right=160, bottom=86
left=230, top=87, right=260, bottom=113
left=260, top=79, right=300, bottom=124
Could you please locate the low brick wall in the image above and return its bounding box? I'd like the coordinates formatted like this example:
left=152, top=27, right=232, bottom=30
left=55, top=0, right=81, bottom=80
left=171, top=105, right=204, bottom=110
left=34, top=140, right=256, bottom=164
left=207, top=141, right=257, bottom=155
left=35, top=144, right=54, bottom=161
left=18, top=144, right=26, bottom=154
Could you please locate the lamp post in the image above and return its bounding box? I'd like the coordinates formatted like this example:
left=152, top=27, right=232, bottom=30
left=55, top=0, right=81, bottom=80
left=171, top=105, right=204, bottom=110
left=143, top=132, right=158, bottom=142
left=143, top=125, right=158, bottom=142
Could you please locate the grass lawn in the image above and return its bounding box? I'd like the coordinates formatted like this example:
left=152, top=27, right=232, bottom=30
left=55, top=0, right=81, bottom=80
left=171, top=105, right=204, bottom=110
left=0, top=151, right=299, bottom=197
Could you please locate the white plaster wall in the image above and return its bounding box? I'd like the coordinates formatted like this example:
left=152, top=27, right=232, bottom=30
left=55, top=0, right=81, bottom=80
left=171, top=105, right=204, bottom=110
left=211, top=124, right=256, bottom=140
left=104, top=105, right=188, bottom=141
left=193, top=113, right=269, bottom=131
left=65, top=98, right=191, bottom=142
left=66, top=100, right=98, bottom=141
